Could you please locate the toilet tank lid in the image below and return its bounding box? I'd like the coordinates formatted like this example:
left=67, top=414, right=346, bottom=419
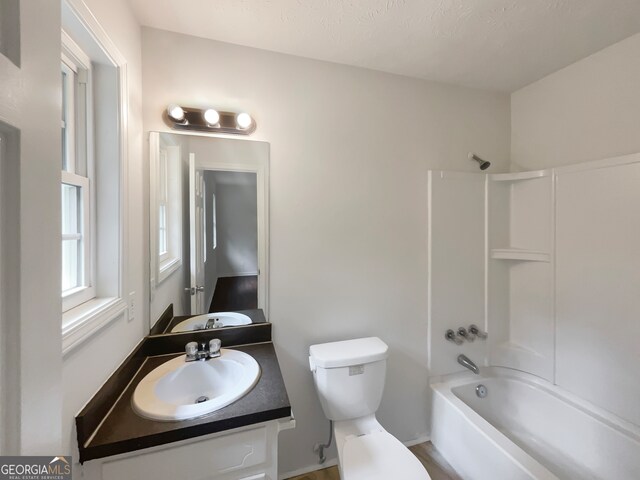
left=309, top=337, right=388, bottom=369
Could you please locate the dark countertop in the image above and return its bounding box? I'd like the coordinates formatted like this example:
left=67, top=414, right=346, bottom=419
left=76, top=326, right=291, bottom=463
left=163, top=309, right=267, bottom=334
left=149, top=305, right=267, bottom=336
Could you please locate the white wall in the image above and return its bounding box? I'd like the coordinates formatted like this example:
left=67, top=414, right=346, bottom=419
left=0, top=0, right=63, bottom=455
left=60, top=0, right=145, bottom=475
left=512, top=33, right=640, bottom=170
left=142, top=27, right=511, bottom=475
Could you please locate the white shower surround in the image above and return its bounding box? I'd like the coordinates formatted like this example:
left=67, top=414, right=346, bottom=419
left=428, top=153, right=640, bottom=479
left=431, top=368, right=640, bottom=480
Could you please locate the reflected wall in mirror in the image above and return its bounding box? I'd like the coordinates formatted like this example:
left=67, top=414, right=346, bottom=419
left=149, top=132, right=269, bottom=333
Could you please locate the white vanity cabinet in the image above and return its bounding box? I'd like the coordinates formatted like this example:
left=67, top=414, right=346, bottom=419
left=80, top=418, right=295, bottom=480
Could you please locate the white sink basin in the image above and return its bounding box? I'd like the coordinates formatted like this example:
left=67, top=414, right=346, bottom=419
left=132, top=349, right=261, bottom=421
left=171, top=312, right=252, bottom=333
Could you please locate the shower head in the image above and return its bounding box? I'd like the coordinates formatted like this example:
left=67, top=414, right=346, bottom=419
left=469, top=152, right=491, bottom=170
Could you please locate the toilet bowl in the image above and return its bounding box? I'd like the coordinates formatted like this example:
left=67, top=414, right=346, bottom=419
left=309, top=337, right=431, bottom=480
left=334, top=414, right=430, bottom=480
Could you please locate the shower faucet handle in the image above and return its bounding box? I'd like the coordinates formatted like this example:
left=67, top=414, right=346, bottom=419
left=445, top=329, right=463, bottom=345
left=469, top=324, right=488, bottom=340
left=457, top=327, right=474, bottom=342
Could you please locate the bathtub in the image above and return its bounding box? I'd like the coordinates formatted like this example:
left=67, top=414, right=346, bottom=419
left=430, top=368, right=640, bottom=480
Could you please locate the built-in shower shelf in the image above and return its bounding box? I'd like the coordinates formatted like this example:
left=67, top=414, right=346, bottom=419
left=490, top=248, right=550, bottom=262
left=490, top=170, right=551, bottom=182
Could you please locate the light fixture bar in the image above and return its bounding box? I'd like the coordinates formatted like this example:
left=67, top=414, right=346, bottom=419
left=163, top=106, right=256, bottom=135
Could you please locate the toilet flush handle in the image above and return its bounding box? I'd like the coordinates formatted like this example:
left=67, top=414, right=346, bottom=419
left=309, top=356, right=316, bottom=373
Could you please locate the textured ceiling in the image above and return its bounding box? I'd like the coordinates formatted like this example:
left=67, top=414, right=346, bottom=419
left=130, top=0, right=640, bottom=92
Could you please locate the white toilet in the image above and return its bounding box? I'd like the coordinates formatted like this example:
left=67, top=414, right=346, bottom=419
left=309, top=337, right=431, bottom=480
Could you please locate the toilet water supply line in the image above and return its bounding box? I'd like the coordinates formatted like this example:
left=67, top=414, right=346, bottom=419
left=313, top=420, right=333, bottom=464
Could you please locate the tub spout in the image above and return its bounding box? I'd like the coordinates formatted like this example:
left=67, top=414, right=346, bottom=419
left=458, top=354, right=479, bottom=374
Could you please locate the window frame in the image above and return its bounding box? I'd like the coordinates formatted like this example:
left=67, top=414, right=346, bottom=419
left=211, top=192, right=217, bottom=251
left=61, top=33, right=97, bottom=313
left=60, top=0, right=130, bottom=356
left=61, top=170, right=93, bottom=306
left=61, top=60, right=75, bottom=172
left=157, top=148, right=170, bottom=262
left=150, top=133, right=182, bottom=288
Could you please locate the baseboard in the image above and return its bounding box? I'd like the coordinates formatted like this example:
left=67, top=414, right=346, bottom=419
left=279, top=458, right=338, bottom=480
left=278, top=434, right=430, bottom=479
left=404, top=433, right=431, bottom=447
left=217, top=271, right=258, bottom=278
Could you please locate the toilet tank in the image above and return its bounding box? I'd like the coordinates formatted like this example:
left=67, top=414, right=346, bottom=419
left=309, top=337, right=388, bottom=421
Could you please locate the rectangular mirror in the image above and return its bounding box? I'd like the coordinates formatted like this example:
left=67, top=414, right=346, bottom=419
left=148, top=132, right=269, bottom=334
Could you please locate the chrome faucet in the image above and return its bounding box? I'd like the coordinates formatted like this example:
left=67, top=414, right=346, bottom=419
left=457, top=327, right=474, bottom=342
left=469, top=324, right=487, bottom=339
left=185, top=339, right=222, bottom=362
left=205, top=317, right=220, bottom=329
left=445, top=329, right=463, bottom=345
left=457, top=354, right=479, bottom=374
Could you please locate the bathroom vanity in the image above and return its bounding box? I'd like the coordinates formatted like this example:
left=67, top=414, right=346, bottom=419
left=77, top=129, right=292, bottom=479
left=75, top=316, right=293, bottom=480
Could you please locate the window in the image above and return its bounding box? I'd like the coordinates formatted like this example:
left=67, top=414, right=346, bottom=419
left=61, top=35, right=94, bottom=312
left=151, top=135, right=182, bottom=286
left=211, top=192, right=217, bottom=250
left=60, top=0, right=128, bottom=355
left=158, top=149, right=169, bottom=260
left=203, top=181, right=207, bottom=263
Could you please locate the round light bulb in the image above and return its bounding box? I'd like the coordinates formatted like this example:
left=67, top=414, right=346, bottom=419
left=167, top=104, right=185, bottom=122
left=203, top=108, right=220, bottom=125
left=236, top=112, right=252, bottom=129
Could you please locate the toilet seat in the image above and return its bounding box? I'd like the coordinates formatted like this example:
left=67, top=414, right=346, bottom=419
left=341, top=430, right=431, bottom=480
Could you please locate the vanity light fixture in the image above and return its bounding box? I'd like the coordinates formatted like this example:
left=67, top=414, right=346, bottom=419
left=167, top=104, right=186, bottom=123
left=164, top=104, right=256, bottom=135
left=236, top=112, right=252, bottom=129
left=203, top=108, right=220, bottom=126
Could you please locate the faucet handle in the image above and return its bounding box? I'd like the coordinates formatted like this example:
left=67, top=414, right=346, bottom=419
left=469, top=324, right=487, bottom=339
left=185, top=341, right=198, bottom=358
left=209, top=338, right=221, bottom=356
left=458, top=327, right=474, bottom=342
left=445, top=329, right=463, bottom=345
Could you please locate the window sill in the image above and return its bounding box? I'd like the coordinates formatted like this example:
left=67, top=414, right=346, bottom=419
left=157, top=256, right=181, bottom=284
left=62, top=297, right=127, bottom=357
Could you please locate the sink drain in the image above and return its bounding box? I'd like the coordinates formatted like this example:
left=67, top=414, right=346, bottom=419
left=195, top=396, right=209, bottom=404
